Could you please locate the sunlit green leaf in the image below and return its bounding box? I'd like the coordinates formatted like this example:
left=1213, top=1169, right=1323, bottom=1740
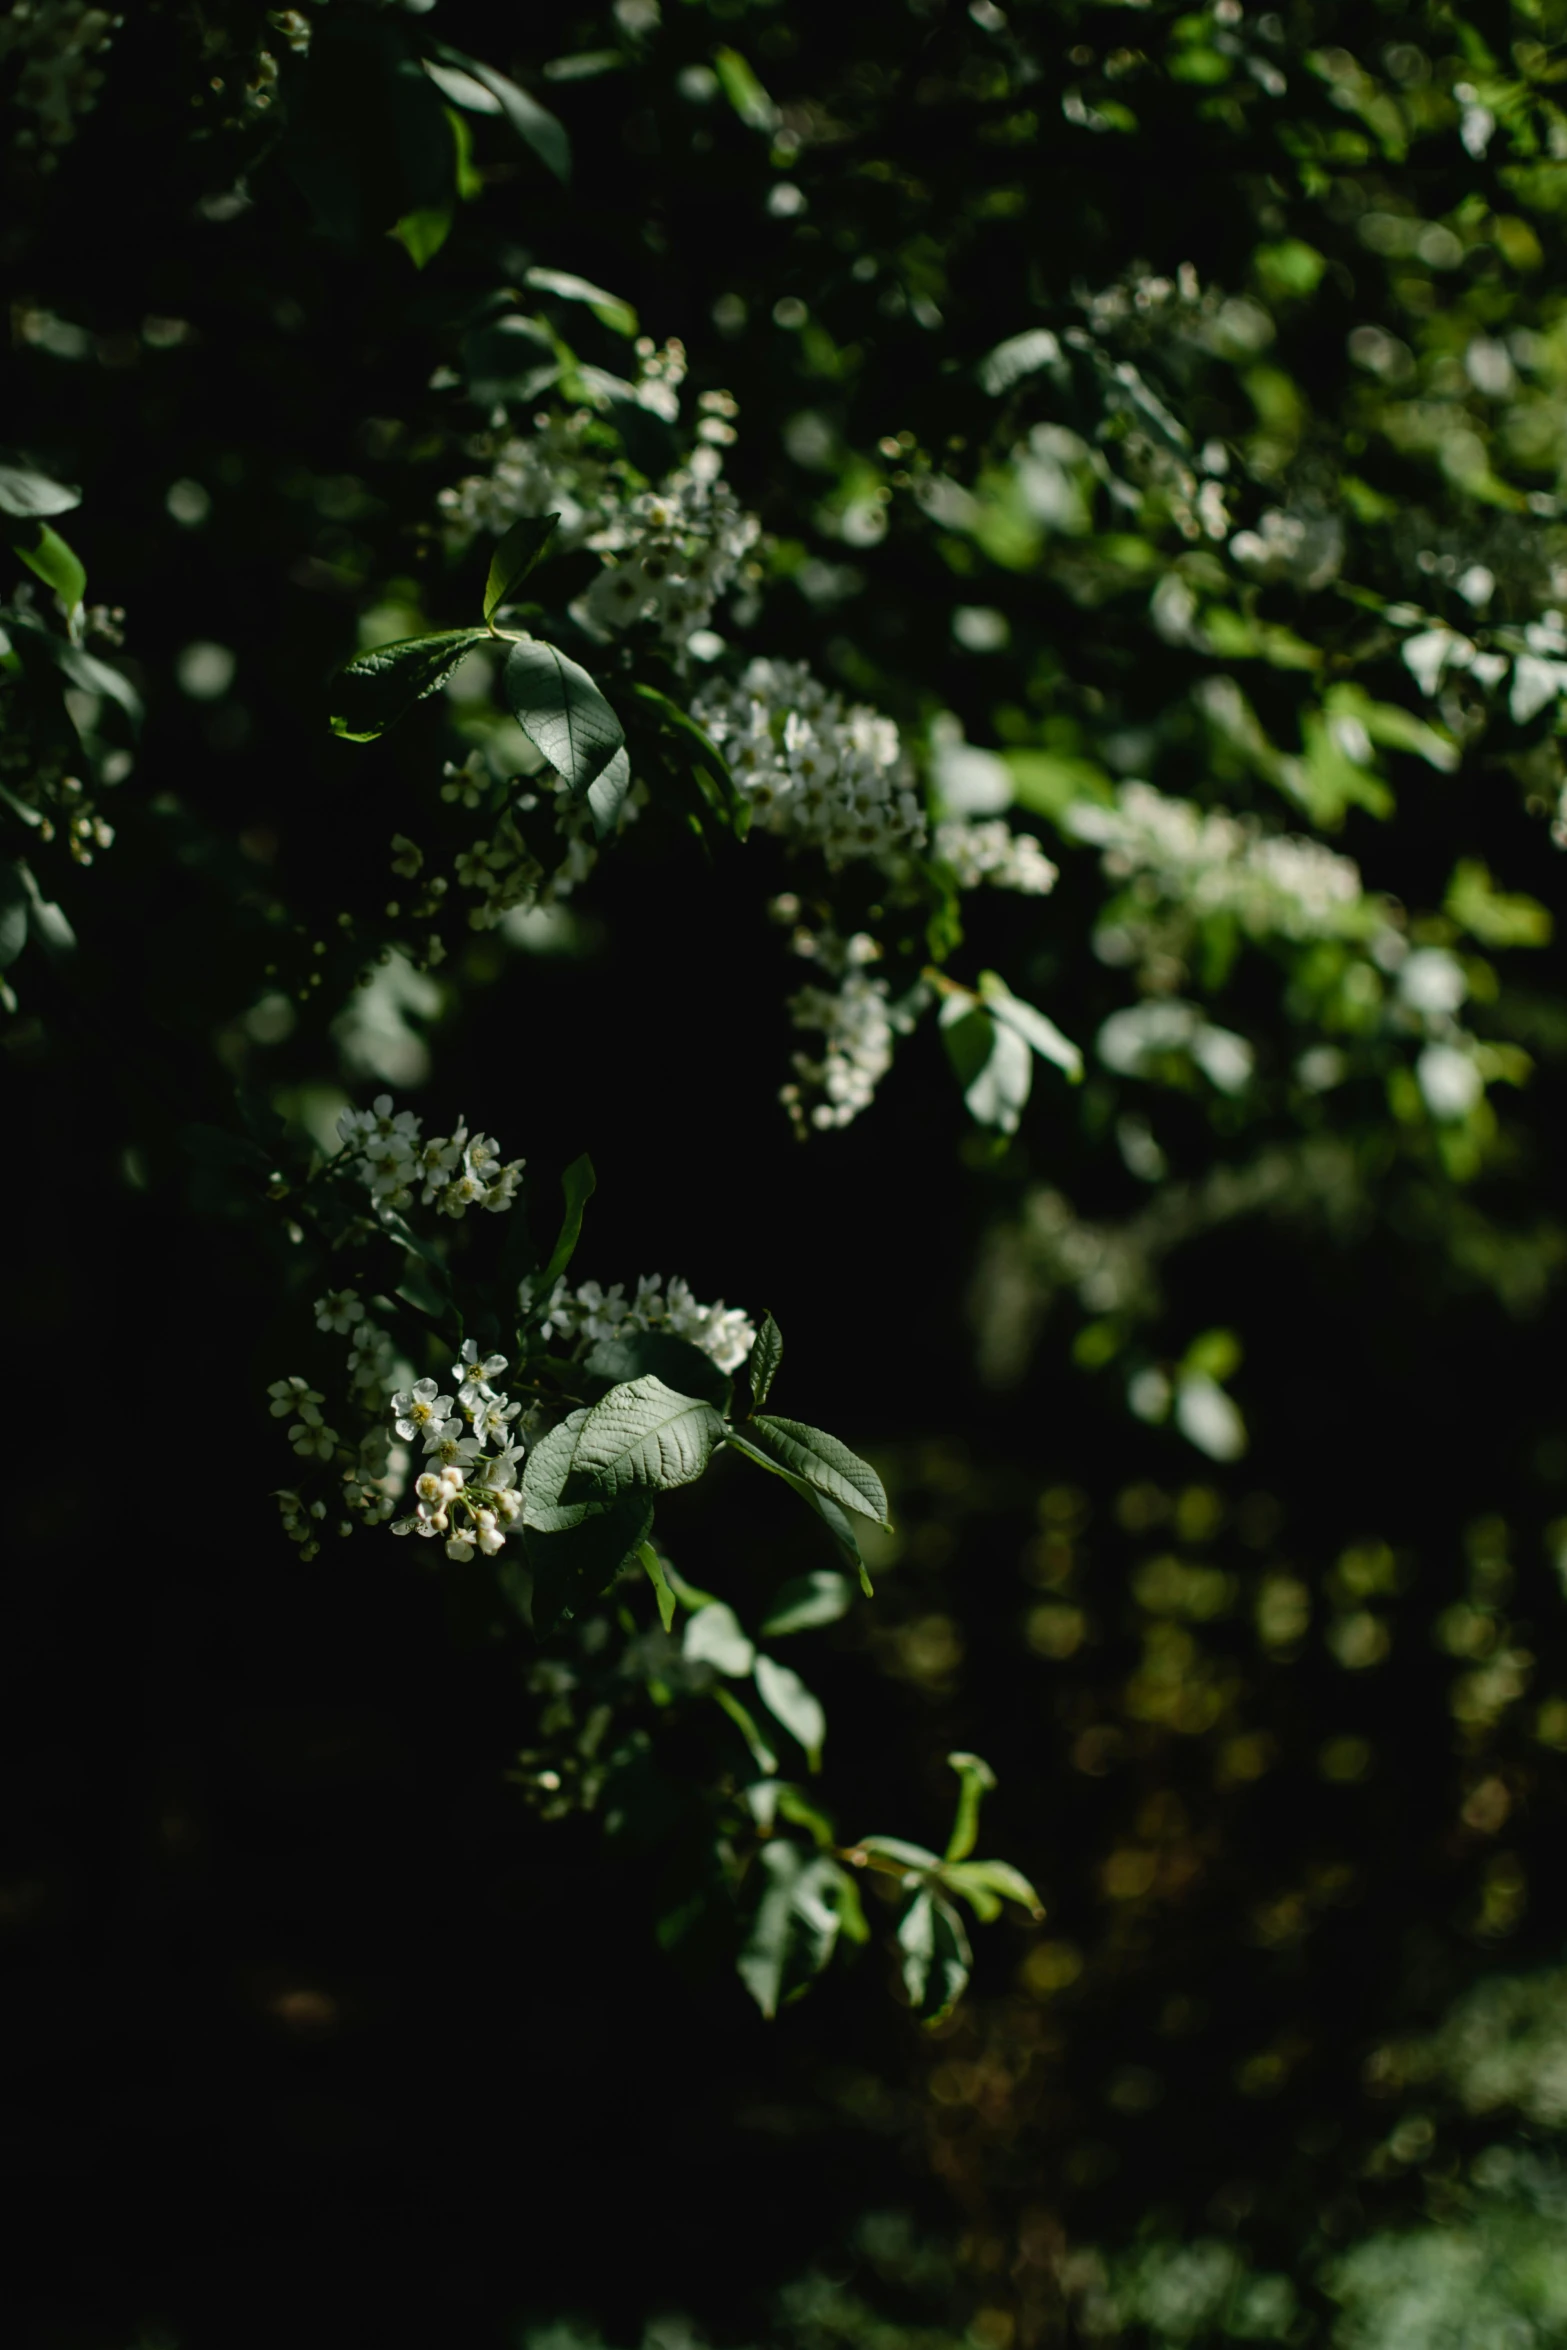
left=329, top=628, right=489, bottom=741
left=745, top=1416, right=890, bottom=1528
left=754, top=1654, right=826, bottom=1770
left=573, top=1375, right=724, bottom=1495
left=503, top=638, right=624, bottom=796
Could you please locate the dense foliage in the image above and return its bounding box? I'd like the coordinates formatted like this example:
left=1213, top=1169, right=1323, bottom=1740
left=9, top=0, right=1567, bottom=2343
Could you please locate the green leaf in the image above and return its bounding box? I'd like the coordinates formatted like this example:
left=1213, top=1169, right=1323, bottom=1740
left=712, top=45, right=777, bottom=132
left=775, top=1783, right=838, bottom=1851
left=754, top=1655, right=826, bottom=1770
left=525, top=1491, right=654, bottom=1634
left=484, top=513, right=558, bottom=624
left=639, top=1540, right=677, bottom=1633
left=536, top=1153, right=595, bottom=1294
left=629, top=682, right=739, bottom=803
left=6, top=519, right=86, bottom=614
left=586, top=744, right=632, bottom=839
left=502, top=638, right=624, bottom=797
left=898, top=1889, right=972, bottom=2023
left=748, top=1311, right=783, bottom=1412
left=328, top=628, right=489, bottom=741
left=854, top=1835, right=941, bottom=1874
left=943, top=1749, right=998, bottom=1863
left=0, top=454, right=79, bottom=520
left=738, top=1843, right=846, bottom=2018
left=519, top=1408, right=654, bottom=1623
left=684, top=1601, right=755, bottom=1676
left=805, top=1489, right=874, bottom=1595
left=761, top=1569, right=854, bottom=1637
left=940, top=996, right=1032, bottom=1132
left=583, top=1326, right=731, bottom=1412
left=524, top=265, right=638, bottom=339
left=1446, top=858, right=1552, bottom=949
left=978, top=972, right=1082, bottom=1082
left=941, top=1858, right=1045, bottom=1922
left=423, top=40, right=570, bottom=183
left=748, top=1415, right=890, bottom=1527
left=389, top=205, right=453, bottom=268
left=519, top=1410, right=593, bottom=1532
left=573, top=1375, right=725, bottom=1495
left=713, top=1685, right=778, bottom=1776
left=0, top=862, right=29, bottom=969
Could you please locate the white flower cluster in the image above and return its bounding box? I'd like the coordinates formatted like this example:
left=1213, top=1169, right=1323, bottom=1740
left=0, top=0, right=116, bottom=156
left=534, top=1272, right=756, bottom=1376
left=574, top=431, right=760, bottom=667
left=388, top=1342, right=528, bottom=1562
left=438, top=343, right=757, bottom=668
left=691, top=660, right=927, bottom=868
left=934, top=816, right=1059, bottom=895
left=438, top=347, right=677, bottom=547
left=335, top=1094, right=524, bottom=1218
left=776, top=918, right=927, bottom=1136
left=1067, top=781, right=1383, bottom=971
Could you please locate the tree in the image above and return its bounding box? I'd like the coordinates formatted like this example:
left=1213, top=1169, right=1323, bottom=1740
left=7, top=2, right=1567, bottom=2343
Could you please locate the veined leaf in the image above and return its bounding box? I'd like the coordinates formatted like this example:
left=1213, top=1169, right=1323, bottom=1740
left=747, top=1415, right=890, bottom=1527
left=586, top=744, right=632, bottom=840
left=503, top=637, right=624, bottom=796
left=484, top=512, right=558, bottom=624
left=573, top=1374, right=724, bottom=1495
left=754, top=1655, right=826, bottom=1770
left=748, top=1310, right=783, bottom=1412
left=519, top=1409, right=594, bottom=1532
left=329, top=627, right=489, bottom=741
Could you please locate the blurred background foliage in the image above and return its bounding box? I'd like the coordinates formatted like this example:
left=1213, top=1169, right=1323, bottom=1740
left=10, top=0, right=1567, bottom=2343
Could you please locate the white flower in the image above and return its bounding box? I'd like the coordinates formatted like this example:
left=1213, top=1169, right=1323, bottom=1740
left=476, top=1434, right=526, bottom=1489
left=414, top=1132, right=463, bottom=1199
left=475, top=1393, right=522, bottom=1444
left=290, top=1418, right=338, bottom=1461
left=391, top=1379, right=454, bottom=1443
left=425, top=1422, right=481, bottom=1469
left=452, top=1342, right=508, bottom=1394
left=445, top=1535, right=476, bottom=1563
left=314, top=1287, right=365, bottom=1335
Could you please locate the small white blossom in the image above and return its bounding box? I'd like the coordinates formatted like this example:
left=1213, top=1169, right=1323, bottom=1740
left=313, top=1287, right=365, bottom=1335
left=391, top=1379, right=454, bottom=1443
